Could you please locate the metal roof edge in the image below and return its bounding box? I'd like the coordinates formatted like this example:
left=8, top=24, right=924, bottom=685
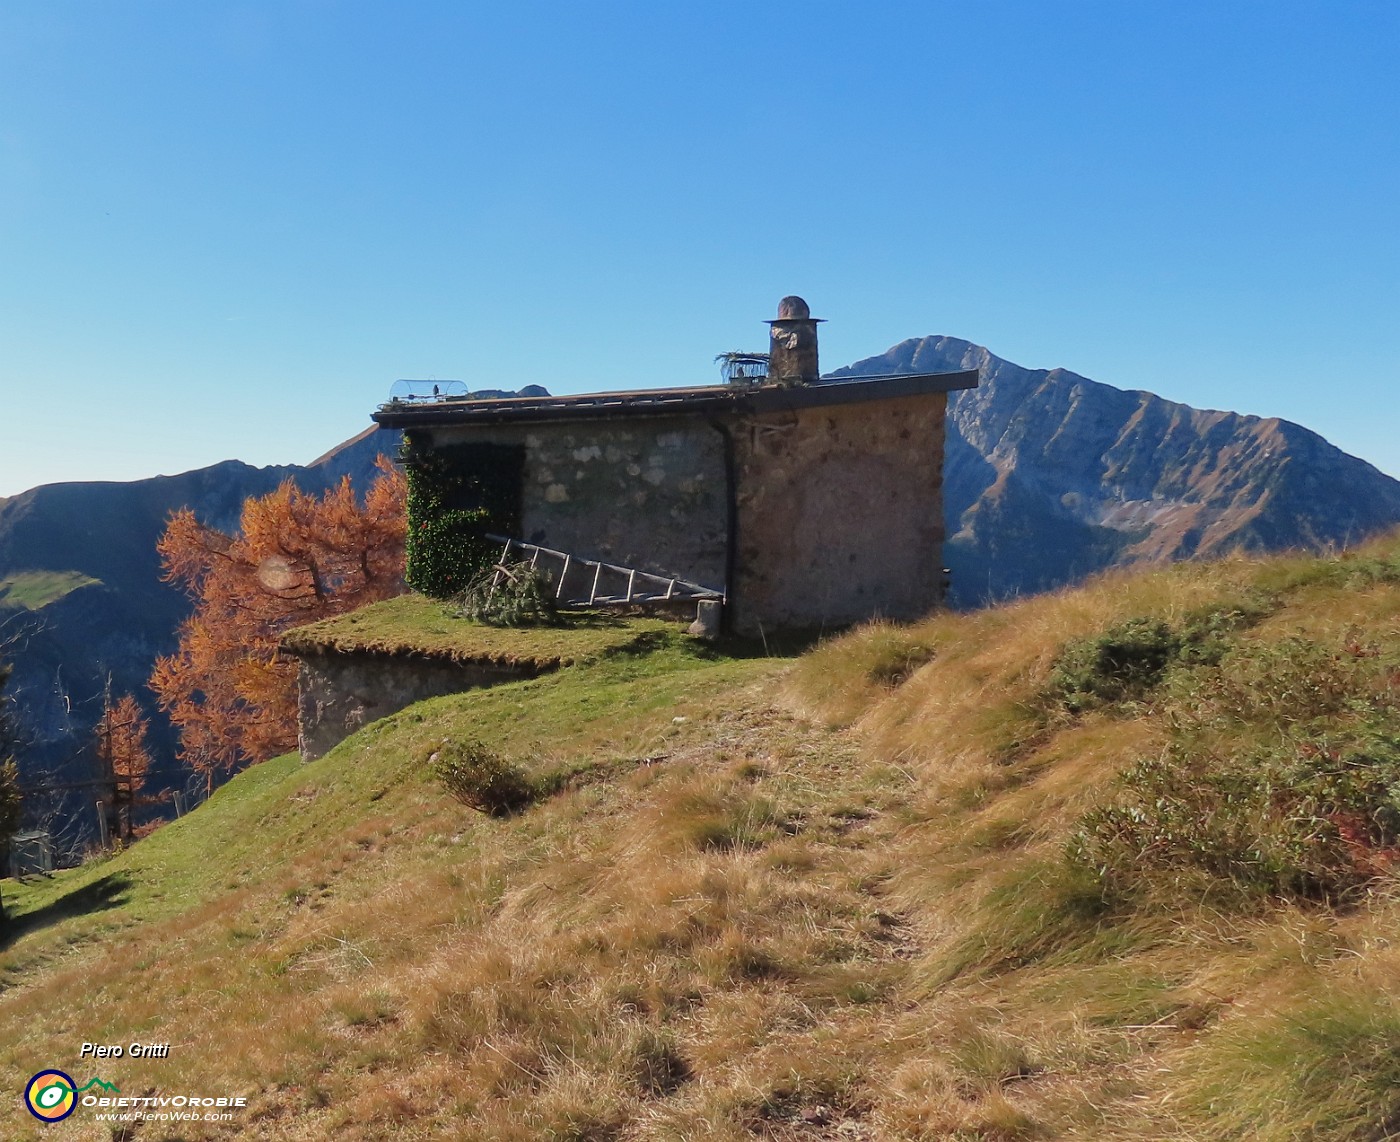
left=371, top=369, right=979, bottom=429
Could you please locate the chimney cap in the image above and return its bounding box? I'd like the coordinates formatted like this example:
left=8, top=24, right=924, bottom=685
left=766, top=295, right=825, bottom=324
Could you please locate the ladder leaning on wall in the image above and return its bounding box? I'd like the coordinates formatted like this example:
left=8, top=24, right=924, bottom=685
left=483, top=534, right=724, bottom=608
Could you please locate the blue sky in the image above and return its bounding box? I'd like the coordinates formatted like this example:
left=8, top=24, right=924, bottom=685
left=1, top=1, right=1396, bottom=498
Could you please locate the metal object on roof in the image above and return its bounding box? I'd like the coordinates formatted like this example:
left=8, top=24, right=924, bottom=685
left=389, top=379, right=469, bottom=402
left=769, top=295, right=825, bottom=323
left=715, top=351, right=770, bottom=386
left=373, top=369, right=979, bottom=429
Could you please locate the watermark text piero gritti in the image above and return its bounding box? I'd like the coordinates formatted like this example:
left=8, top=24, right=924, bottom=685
left=80, top=1041, right=171, bottom=1059
left=23, top=1067, right=245, bottom=1127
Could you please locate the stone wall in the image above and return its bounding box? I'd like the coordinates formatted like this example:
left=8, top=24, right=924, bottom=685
left=727, top=392, right=947, bottom=635
left=424, top=417, right=729, bottom=590
left=293, top=650, right=543, bottom=761
left=419, top=391, right=950, bottom=636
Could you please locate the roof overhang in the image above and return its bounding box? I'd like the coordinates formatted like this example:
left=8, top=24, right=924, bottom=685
left=372, top=370, right=979, bottom=430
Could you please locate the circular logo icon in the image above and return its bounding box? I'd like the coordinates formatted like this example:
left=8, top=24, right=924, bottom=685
left=24, top=1070, right=77, bottom=1122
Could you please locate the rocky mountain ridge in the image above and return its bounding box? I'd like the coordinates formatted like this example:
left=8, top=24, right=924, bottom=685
left=834, top=337, right=1400, bottom=606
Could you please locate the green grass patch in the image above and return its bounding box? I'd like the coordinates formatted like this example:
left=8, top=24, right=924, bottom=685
left=1179, top=982, right=1400, bottom=1141
left=1254, top=543, right=1400, bottom=596
left=0, top=569, right=101, bottom=610
left=280, top=591, right=683, bottom=669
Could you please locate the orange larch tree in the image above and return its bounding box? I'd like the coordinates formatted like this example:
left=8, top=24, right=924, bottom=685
left=150, top=458, right=406, bottom=790
left=95, top=691, right=154, bottom=842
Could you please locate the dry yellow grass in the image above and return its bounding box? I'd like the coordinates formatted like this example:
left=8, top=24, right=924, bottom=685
left=4, top=538, right=1400, bottom=1139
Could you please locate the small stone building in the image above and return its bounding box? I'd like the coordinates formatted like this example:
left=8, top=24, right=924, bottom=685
left=373, top=298, right=977, bottom=635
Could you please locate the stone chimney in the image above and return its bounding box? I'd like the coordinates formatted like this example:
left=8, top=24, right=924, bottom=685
left=766, top=295, right=823, bottom=386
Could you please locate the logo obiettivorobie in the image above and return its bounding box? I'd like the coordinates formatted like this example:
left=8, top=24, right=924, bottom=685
left=23, top=1071, right=119, bottom=1122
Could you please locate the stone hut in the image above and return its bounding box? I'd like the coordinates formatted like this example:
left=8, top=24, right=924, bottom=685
left=372, top=297, right=977, bottom=636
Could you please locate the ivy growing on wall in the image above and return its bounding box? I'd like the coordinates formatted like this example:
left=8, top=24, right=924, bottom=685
left=401, top=433, right=525, bottom=599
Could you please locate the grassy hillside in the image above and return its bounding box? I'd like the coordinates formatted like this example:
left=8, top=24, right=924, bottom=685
left=5, top=540, right=1400, bottom=1139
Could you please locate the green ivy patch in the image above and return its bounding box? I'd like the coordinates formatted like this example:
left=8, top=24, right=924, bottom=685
left=401, top=434, right=525, bottom=598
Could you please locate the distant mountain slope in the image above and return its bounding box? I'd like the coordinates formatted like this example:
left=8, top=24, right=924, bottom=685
left=833, top=338, right=1400, bottom=607
left=0, top=432, right=398, bottom=831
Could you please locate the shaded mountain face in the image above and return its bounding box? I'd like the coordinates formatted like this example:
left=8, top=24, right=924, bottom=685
left=833, top=338, right=1400, bottom=607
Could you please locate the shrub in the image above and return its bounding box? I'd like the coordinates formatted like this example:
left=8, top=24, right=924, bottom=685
left=1068, top=636, right=1400, bottom=905
left=1047, top=618, right=1181, bottom=713
left=405, top=508, right=496, bottom=599
left=457, top=560, right=559, bottom=627
left=1047, top=595, right=1275, bottom=714
left=1174, top=593, right=1277, bottom=665
left=427, top=739, right=538, bottom=817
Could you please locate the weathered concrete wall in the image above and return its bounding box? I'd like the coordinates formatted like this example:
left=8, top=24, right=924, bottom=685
left=727, top=392, right=947, bottom=635
left=294, top=650, right=540, bottom=761
left=426, top=418, right=728, bottom=590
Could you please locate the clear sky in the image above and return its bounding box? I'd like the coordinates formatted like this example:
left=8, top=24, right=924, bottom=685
left=1, top=1, right=1396, bottom=498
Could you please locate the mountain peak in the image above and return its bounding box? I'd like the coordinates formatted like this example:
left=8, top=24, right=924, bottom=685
left=839, top=335, right=1400, bottom=607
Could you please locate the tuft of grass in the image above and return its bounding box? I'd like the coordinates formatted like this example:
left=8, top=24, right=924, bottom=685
left=630, top=1028, right=691, bottom=1096
left=928, top=857, right=1117, bottom=985
left=1176, top=974, right=1400, bottom=1141
left=787, top=620, right=937, bottom=727
left=427, top=738, right=540, bottom=816
left=647, top=779, right=798, bottom=852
